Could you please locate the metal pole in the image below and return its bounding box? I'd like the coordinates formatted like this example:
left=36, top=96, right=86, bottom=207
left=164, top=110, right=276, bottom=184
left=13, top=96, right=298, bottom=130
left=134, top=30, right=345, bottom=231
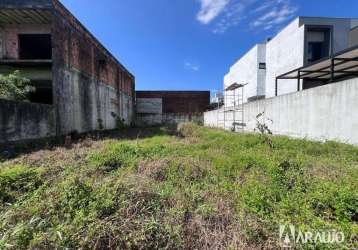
left=233, top=90, right=236, bottom=132
left=275, top=78, right=278, bottom=96
left=330, top=58, right=335, bottom=82
left=242, top=86, right=244, bottom=130
left=297, top=70, right=301, bottom=92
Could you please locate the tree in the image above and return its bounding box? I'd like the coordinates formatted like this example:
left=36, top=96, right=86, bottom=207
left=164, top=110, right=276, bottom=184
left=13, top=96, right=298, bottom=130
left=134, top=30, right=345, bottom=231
left=0, top=70, right=34, bottom=101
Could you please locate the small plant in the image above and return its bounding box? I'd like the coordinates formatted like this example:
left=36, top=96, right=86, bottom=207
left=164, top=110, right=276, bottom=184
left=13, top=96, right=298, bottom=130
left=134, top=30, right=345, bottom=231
left=254, top=112, right=273, bottom=148
left=111, top=112, right=127, bottom=130
left=0, top=70, right=34, bottom=101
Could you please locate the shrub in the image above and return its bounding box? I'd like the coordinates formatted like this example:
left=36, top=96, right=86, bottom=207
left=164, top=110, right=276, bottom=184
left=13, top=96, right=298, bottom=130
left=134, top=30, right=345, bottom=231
left=0, top=70, right=34, bottom=101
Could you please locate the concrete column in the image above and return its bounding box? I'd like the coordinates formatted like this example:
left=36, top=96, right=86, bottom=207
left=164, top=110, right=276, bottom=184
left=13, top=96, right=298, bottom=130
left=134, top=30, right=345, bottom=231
left=0, top=30, right=3, bottom=58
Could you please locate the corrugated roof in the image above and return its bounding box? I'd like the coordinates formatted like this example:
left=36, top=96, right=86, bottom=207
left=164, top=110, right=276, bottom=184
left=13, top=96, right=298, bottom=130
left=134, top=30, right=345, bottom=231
left=0, top=9, right=51, bottom=24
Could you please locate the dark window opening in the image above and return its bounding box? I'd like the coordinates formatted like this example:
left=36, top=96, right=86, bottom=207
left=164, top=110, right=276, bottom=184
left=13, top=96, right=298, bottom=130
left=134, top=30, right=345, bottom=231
left=28, top=80, right=53, bottom=104
left=18, top=34, right=52, bottom=60
left=306, top=28, right=331, bottom=63
left=259, top=62, right=266, bottom=69
left=308, top=42, right=327, bottom=63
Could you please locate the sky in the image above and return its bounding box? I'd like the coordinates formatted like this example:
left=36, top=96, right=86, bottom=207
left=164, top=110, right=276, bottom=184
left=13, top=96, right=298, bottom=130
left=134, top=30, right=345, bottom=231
left=59, top=0, right=358, bottom=92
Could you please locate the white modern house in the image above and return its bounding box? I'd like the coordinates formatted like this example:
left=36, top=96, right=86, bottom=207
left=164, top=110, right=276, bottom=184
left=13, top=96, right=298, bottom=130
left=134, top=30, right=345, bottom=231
left=224, top=16, right=358, bottom=104
left=224, top=43, right=266, bottom=105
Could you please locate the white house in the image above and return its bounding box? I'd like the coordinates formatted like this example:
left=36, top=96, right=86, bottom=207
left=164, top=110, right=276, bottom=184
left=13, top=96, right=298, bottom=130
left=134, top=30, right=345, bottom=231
left=224, top=43, right=266, bottom=106
left=224, top=16, right=358, bottom=104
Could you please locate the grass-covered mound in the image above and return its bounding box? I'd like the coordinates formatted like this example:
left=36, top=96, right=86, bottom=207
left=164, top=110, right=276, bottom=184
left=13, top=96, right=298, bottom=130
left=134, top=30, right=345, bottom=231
left=0, top=124, right=357, bottom=249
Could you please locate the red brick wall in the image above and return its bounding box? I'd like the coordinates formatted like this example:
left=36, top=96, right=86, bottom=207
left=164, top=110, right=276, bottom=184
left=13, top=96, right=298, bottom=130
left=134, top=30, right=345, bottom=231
left=1, top=24, right=51, bottom=59
left=136, top=91, right=210, bottom=113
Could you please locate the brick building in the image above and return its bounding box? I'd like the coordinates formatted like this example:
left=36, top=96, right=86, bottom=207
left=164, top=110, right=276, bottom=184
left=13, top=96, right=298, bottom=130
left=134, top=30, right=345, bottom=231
left=136, top=91, right=210, bottom=125
left=0, top=0, right=135, bottom=142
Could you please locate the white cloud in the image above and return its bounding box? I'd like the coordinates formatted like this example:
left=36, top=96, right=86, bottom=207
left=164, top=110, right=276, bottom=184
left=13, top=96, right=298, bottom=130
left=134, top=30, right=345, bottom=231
left=212, top=1, right=246, bottom=34
left=196, top=0, right=230, bottom=24
left=195, top=0, right=299, bottom=34
left=250, top=0, right=298, bottom=29
left=185, top=62, right=200, bottom=71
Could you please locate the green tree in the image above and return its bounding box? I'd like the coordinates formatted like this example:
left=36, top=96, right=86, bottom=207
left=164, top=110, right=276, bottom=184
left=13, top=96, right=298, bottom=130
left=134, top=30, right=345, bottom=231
left=0, top=70, right=34, bottom=101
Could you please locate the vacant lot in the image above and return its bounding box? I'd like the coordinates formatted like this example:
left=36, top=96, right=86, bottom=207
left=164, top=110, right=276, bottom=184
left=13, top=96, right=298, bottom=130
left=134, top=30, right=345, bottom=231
left=0, top=124, right=357, bottom=249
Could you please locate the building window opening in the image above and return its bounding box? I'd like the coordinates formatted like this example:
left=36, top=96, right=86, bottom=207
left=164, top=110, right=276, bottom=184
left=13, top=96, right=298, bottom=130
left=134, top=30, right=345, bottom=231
left=307, top=29, right=330, bottom=63
left=28, top=80, right=53, bottom=104
left=18, top=34, right=52, bottom=60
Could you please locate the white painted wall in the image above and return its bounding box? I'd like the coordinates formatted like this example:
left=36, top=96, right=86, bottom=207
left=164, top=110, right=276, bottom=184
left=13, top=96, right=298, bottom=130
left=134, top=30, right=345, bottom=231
left=205, top=78, right=358, bottom=146
left=265, top=18, right=304, bottom=98
left=224, top=44, right=266, bottom=105
left=266, top=17, right=356, bottom=98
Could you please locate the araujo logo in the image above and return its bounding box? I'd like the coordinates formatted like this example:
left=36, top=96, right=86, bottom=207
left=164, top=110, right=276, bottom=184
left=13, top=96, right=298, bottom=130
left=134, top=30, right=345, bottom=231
left=279, top=224, right=345, bottom=247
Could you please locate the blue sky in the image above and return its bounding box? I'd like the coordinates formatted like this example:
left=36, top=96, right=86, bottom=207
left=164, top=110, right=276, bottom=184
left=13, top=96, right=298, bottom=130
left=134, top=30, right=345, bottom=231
left=59, top=0, right=358, bottom=92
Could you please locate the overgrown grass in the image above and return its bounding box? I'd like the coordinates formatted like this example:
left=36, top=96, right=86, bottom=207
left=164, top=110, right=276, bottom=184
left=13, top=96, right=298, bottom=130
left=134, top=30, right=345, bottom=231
left=0, top=124, right=357, bottom=249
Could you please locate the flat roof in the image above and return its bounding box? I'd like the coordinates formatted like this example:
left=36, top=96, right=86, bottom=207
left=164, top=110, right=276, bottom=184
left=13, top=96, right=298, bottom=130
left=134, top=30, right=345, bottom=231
left=225, top=83, right=246, bottom=91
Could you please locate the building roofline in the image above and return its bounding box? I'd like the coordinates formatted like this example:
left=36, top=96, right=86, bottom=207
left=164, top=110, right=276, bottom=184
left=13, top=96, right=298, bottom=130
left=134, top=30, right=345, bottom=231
left=52, top=0, right=134, bottom=80
left=298, top=16, right=358, bottom=20
left=0, top=0, right=134, bottom=80
left=265, top=16, right=358, bottom=46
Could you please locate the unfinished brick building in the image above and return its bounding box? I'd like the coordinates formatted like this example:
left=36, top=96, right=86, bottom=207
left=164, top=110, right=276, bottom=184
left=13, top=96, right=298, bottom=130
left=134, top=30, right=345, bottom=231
left=0, top=0, right=135, bottom=142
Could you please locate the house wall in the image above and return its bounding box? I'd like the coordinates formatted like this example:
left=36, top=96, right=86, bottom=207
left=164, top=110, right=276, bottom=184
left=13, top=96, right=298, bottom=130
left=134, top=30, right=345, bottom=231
left=265, top=17, right=355, bottom=98
left=224, top=44, right=266, bottom=104
left=0, top=99, right=56, bottom=143
left=205, top=77, right=358, bottom=146
left=265, top=18, right=304, bottom=98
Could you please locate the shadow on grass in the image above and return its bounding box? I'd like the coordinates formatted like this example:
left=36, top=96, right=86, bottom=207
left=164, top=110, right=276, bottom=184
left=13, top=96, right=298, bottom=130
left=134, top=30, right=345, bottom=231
left=0, top=125, right=178, bottom=161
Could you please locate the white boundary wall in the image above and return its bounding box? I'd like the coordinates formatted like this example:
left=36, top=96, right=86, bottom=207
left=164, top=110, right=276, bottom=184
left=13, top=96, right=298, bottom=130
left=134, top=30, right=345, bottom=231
left=205, top=78, right=358, bottom=145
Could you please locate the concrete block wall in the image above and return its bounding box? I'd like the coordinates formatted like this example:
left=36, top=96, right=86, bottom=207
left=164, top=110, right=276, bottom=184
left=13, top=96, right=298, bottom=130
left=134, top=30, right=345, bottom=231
left=0, top=100, right=56, bottom=142
left=205, top=78, right=358, bottom=146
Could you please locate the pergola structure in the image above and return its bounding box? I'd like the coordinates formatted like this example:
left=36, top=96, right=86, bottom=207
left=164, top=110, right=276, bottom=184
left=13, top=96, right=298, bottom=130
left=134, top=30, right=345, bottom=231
left=275, top=45, right=358, bottom=96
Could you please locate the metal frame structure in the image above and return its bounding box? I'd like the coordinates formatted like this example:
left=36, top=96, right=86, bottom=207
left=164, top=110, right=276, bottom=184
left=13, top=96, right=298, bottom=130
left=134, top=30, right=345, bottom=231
left=218, top=83, right=246, bottom=131
left=275, top=45, right=358, bottom=96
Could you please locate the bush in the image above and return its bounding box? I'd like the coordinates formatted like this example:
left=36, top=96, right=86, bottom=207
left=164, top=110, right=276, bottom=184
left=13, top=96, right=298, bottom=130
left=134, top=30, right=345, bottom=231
left=0, top=70, right=34, bottom=101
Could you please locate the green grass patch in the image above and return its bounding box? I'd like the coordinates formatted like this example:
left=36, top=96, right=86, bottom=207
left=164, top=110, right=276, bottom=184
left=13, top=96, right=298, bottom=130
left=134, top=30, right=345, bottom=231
left=0, top=124, right=357, bottom=249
